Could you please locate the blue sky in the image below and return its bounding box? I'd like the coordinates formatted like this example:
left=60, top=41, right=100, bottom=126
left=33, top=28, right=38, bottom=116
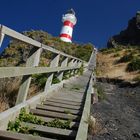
left=0, top=0, right=140, bottom=49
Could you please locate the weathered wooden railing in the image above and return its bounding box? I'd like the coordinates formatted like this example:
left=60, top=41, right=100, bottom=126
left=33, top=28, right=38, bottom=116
left=0, top=25, right=86, bottom=129
left=76, top=50, right=96, bottom=140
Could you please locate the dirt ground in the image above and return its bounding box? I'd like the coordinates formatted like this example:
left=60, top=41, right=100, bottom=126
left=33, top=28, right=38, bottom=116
left=89, top=82, right=140, bottom=140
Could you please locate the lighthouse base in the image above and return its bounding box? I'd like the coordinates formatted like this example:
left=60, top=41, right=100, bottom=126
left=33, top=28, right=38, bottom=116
left=60, top=37, right=72, bottom=43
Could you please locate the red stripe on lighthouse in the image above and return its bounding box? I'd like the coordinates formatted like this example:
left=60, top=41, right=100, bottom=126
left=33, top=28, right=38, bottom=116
left=64, top=21, right=74, bottom=28
left=60, top=34, right=72, bottom=40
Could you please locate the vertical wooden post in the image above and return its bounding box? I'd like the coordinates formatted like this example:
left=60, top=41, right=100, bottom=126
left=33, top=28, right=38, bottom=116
left=78, top=61, right=82, bottom=67
left=44, top=54, right=60, bottom=92
left=57, top=57, right=68, bottom=81
left=72, top=59, right=77, bottom=74
left=68, top=58, right=75, bottom=76
left=94, top=51, right=97, bottom=82
left=68, top=58, right=75, bottom=66
left=74, top=60, right=79, bottom=74
left=94, top=51, right=97, bottom=68
left=0, top=25, right=5, bottom=47
left=77, top=60, right=83, bottom=74
left=16, top=47, right=42, bottom=105
left=77, top=61, right=82, bottom=70
left=73, top=59, right=78, bottom=66
left=72, top=59, right=78, bottom=75
left=88, top=51, right=94, bottom=66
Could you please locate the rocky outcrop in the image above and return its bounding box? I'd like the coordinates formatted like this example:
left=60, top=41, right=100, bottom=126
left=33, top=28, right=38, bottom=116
left=107, top=11, right=140, bottom=48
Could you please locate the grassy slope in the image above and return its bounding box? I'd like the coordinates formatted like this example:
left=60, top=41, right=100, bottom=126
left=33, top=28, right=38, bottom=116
left=97, top=46, right=140, bottom=82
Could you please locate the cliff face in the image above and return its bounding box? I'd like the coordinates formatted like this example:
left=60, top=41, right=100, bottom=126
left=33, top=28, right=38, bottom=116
left=98, top=12, right=140, bottom=83
left=107, top=11, right=140, bottom=48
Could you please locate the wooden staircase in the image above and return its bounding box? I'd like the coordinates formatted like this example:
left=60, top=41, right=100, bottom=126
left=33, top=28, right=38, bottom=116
left=0, top=71, right=93, bottom=140
left=0, top=25, right=96, bottom=140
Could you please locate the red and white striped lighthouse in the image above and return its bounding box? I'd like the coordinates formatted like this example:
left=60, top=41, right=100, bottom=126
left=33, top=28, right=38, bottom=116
left=60, top=9, right=77, bottom=43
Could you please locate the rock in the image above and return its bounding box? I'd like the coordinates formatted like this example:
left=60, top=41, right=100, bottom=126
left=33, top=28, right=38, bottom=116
left=132, top=132, right=140, bottom=138
left=136, top=11, right=140, bottom=29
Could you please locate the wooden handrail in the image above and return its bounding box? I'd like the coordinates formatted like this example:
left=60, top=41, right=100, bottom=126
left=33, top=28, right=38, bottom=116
left=76, top=73, right=93, bottom=140
left=0, top=66, right=80, bottom=78
left=0, top=24, right=84, bottom=62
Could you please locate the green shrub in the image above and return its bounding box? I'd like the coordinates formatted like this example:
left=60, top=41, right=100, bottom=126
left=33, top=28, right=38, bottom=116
left=126, top=58, right=140, bottom=72
left=52, top=75, right=60, bottom=84
left=7, top=119, right=30, bottom=134
left=7, top=108, right=71, bottom=135
left=47, top=119, right=71, bottom=129
left=78, top=63, right=84, bottom=75
left=18, top=108, right=45, bottom=125
left=101, top=49, right=115, bottom=54
left=100, top=48, right=108, bottom=52
left=62, top=71, right=70, bottom=80
left=115, top=47, right=123, bottom=52
left=32, top=74, right=47, bottom=88
left=113, top=53, right=120, bottom=57
left=117, top=53, right=133, bottom=63
left=68, top=71, right=73, bottom=77
left=7, top=108, right=45, bottom=134
left=75, top=44, right=93, bottom=61
left=100, top=47, right=123, bottom=54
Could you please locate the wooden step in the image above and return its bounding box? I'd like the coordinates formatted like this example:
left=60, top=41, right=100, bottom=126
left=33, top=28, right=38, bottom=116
left=45, top=98, right=83, bottom=106
left=51, top=97, right=83, bottom=103
left=56, top=91, right=85, bottom=98
left=21, top=122, right=77, bottom=139
left=43, top=101, right=82, bottom=110
left=38, top=116, right=79, bottom=129
left=30, top=109, right=81, bottom=121
left=0, top=130, right=54, bottom=140
left=36, top=104, right=82, bottom=115
left=43, top=100, right=82, bottom=108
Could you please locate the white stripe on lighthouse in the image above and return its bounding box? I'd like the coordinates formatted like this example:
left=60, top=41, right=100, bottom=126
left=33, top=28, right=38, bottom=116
left=60, top=26, right=73, bottom=36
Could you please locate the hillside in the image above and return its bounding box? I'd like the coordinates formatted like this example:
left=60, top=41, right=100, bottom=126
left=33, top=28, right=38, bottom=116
left=0, top=30, right=93, bottom=67
left=92, top=12, right=140, bottom=140
left=97, top=46, right=140, bottom=82
left=97, top=12, right=140, bottom=83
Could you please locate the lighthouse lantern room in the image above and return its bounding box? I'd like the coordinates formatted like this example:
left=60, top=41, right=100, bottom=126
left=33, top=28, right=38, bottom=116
left=60, top=9, right=77, bottom=43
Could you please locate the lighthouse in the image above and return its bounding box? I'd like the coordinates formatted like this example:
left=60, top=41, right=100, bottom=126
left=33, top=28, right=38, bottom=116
left=60, top=9, right=77, bottom=43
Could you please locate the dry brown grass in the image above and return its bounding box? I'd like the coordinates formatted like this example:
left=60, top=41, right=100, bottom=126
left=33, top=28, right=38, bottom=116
left=0, top=77, right=21, bottom=112
left=27, top=84, right=42, bottom=99
left=97, top=49, right=140, bottom=81
left=0, top=76, right=45, bottom=112
left=0, top=96, right=9, bottom=112
left=88, top=116, right=107, bottom=136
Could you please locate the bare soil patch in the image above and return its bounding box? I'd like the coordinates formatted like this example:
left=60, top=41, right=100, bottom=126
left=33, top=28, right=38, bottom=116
left=89, top=82, right=140, bottom=140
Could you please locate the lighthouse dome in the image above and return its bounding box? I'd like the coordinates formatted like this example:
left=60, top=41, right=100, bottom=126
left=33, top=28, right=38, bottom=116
left=66, top=9, right=75, bottom=15
left=62, top=9, right=77, bottom=25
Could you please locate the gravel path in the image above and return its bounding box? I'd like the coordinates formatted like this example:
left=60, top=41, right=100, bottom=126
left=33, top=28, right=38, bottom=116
left=89, top=82, right=140, bottom=140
